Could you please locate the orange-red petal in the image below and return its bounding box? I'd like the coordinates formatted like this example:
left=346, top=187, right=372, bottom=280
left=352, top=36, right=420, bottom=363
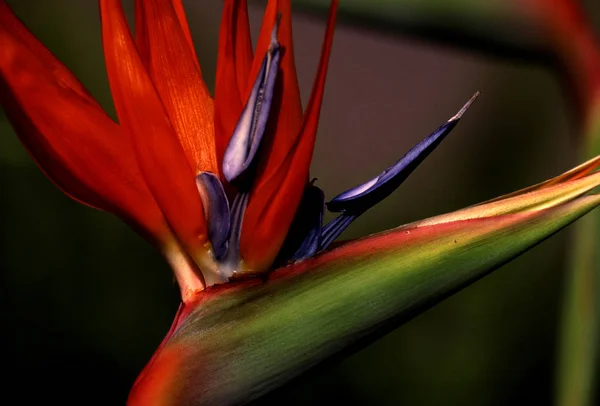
left=171, top=0, right=201, bottom=71
left=100, top=0, right=209, bottom=254
left=214, top=0, right=254, bottom=173
left=240, top=1, right=338, bottom=272
left=0, top=0, right=96, bottom=106
left=134, top=0, right=218, bottom=175
left=136, top=0, right=200, bottom=71
left=0, top=1, right=169, bottom=244
left=134, top=0, right=150, bottom=67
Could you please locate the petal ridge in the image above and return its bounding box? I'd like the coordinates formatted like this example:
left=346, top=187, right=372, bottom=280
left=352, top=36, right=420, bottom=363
left=135, top=0, right=218, bottom=175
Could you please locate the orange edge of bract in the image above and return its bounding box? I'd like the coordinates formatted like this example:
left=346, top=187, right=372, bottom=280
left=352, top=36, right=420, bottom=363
left=475, top=155, right=600, bottom=205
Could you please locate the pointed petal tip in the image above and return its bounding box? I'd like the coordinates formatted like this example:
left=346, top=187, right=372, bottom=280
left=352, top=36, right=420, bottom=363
left=327, top=90, right=479, bottom=214
left=326, top=103, right=470, bottom=214
left=272, top=12, right=282, bottom=46
left=450, top=91, right=480, bottom=121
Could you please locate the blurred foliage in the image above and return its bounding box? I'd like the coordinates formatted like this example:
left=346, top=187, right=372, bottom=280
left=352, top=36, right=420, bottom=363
left=0, top=0, right=597, bottom=405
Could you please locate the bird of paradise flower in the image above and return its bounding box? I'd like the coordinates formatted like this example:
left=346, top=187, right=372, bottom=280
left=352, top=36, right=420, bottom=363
left=1, top=0, right=600, bottom=405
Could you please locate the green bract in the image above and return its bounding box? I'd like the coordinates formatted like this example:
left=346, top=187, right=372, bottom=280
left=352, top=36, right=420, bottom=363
left=128, top=166, right=600, bottom=405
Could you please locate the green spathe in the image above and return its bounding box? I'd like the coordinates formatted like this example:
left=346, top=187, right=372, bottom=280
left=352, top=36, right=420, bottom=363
left=129, top=193, right=600, bottom=406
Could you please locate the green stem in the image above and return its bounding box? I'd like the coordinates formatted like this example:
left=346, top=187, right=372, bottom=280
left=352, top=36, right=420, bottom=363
left=556, top=110, right=600, bottom=406
left=549, top=1, right=600, bottom=403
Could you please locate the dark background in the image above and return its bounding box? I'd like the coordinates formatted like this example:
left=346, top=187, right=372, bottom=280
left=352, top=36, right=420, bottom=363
left=1, top=1, right=598, bottom=404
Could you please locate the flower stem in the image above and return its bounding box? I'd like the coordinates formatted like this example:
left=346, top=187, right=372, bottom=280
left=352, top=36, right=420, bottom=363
left=556, top=107, right=600, bottom=406
left=542, top=1, right=600, bottom=403
left=162, top=242, right=205, bottom=303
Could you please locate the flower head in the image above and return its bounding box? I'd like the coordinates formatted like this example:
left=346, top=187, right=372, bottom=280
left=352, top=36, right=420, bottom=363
left=1, top=0, right=340, bottom=297
left=0, top=0, right=475, bottom=294
left=2, top=1, right=600, bottom=405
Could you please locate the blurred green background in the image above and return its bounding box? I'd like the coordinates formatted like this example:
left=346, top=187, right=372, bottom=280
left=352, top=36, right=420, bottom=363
left=1, top=1, right=598, bottom=404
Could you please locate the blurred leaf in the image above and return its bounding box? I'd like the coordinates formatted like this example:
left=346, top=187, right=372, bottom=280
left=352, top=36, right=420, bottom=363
left=293, top=0, right=546, bottom=60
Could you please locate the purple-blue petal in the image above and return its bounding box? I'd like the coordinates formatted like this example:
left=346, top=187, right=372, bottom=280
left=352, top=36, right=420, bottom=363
left=276, top=183, right=325, bottom=264
left=222, top=23, right=281, bottom=186
left=327, top=92, right=479, bottom=214
left=221, top=192, right=249, bottom=268
left=319, top=213, right=357, bottom=251
left=195, top=172, right=230, bottom=260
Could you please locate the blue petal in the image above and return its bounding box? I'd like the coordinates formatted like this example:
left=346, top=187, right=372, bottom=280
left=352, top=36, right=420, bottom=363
left=327, top=92, right=479, bottom=214
left=222, top=22, right=281, bottom=186
left=319, top=93, right=479, bottom=250
left=195, top=172, right=230, bottom=260
left=319, top=212, right=357, bottom=251
left=276, top=183, right=325, bottom=264
left=220, top=192, right=249, bottom=268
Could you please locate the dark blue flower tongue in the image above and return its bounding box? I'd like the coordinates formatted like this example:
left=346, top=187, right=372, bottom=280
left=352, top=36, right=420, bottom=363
left=195, top=172, right=230, bottom=260
left=222, top=21, right=281, bottom=187
left=319, top=92, right=479, bottom=250
left=276, top=182, right=325, bottom=264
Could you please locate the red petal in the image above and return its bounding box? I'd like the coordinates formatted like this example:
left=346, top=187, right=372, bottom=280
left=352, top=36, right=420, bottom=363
left=134, top=0, right=150, bottom=67
left=240, top=1, right=338, bottom=272
left=137, top=0, right=200, bottom=71
left=0, top=1, right=170, bottom=244
left=171, top=0, right=201, bottom=71
left=100, top=0, right=209, bottom=256
left=214, top=0, right=253, bottom=174
left=134, top=0, right=218, bottom=175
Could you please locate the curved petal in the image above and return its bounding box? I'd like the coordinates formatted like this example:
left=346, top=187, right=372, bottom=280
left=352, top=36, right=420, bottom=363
left=215, top=0, right=254, bottom=172
left=327, top=93, right=478, bottom=213
left=100, top=0, right=211, bottom=262
left=134, top=0, right=217, bottom=175
left=0, top=2, right=167, bottom=244
left=240, top=1, right=338, bottom=273
left=222, top=32, right=281, bottom=184
left=0, top=0, right=96, bottom=105
left=317, top=93, right=477, bottom=250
